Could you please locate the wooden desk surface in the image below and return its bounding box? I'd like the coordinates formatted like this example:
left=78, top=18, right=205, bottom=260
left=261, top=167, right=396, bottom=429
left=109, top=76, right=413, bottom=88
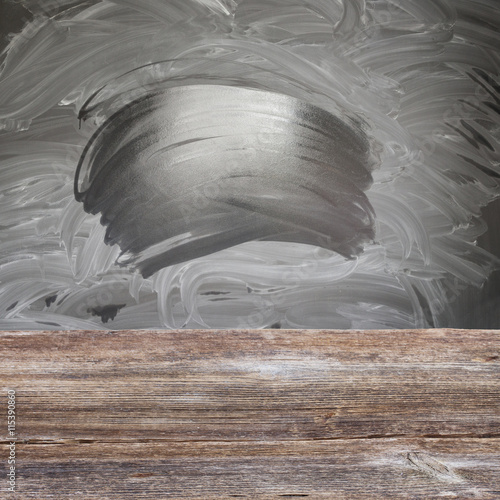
left=1, top=329, right=499, bottom=498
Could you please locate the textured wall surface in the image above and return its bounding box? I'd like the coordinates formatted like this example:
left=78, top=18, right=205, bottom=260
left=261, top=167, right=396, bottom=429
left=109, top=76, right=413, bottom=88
left=1, top=0, right=500, bottom=329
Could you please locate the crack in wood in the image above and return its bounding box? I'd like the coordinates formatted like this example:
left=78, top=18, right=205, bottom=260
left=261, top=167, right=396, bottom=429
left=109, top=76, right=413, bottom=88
left=2, top=433, right=500, bottom=446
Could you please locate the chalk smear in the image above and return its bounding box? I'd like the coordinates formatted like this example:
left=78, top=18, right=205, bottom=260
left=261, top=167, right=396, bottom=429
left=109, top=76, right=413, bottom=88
left=0, top=0, right=499, bottom=329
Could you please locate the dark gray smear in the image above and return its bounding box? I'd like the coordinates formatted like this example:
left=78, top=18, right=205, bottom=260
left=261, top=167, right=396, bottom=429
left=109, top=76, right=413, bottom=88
left=88, top=304, right=126, bottom=323
left=460, top=120, right=494, bottom=151
left=473, top=69, right=500, bottom=97
left=75, top=85, right=376, bottom=277
left=457, top=154, right=500, bottom=179
left=45, top=294, right=57, bottom=307
left=0, top=1, right=32, bottom=54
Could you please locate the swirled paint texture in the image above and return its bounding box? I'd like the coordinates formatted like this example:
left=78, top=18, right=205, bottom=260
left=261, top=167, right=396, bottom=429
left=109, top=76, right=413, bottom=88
left=75, top=86, right=377, bottom=277
left=0, top=0, right=499, bottom=329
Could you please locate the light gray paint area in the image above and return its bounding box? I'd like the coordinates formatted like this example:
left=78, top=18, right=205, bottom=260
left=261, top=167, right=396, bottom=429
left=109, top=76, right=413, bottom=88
left=0, top=0, right=499, bottom=329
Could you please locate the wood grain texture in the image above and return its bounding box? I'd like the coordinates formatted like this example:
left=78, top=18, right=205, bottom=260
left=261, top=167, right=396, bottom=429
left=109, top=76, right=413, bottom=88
left=0, top=329, right=499, bottom=498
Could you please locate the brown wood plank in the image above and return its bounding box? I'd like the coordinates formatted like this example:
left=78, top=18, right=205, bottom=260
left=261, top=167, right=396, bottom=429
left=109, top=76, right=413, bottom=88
left=2, top=439, right=499, bottom=499
left=0, top=329, right=499, bottom=498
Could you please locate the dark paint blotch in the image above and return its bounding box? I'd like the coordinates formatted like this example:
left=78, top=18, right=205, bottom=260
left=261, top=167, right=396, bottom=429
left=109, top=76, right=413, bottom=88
left=0, top=2, right=33, bottom=53
left=268, top=322, right=282, bottom=329
left=45, top=294, right=58, bottom=307
left=88, top=304, right=126, bottom=323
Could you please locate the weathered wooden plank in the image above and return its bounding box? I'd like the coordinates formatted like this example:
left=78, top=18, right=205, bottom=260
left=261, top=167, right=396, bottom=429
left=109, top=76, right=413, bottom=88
left=1, top=329, right=498, bottom=442
left=2, top=439, right=499, bottom=499
left=0, top=329, right=499, bottom=498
